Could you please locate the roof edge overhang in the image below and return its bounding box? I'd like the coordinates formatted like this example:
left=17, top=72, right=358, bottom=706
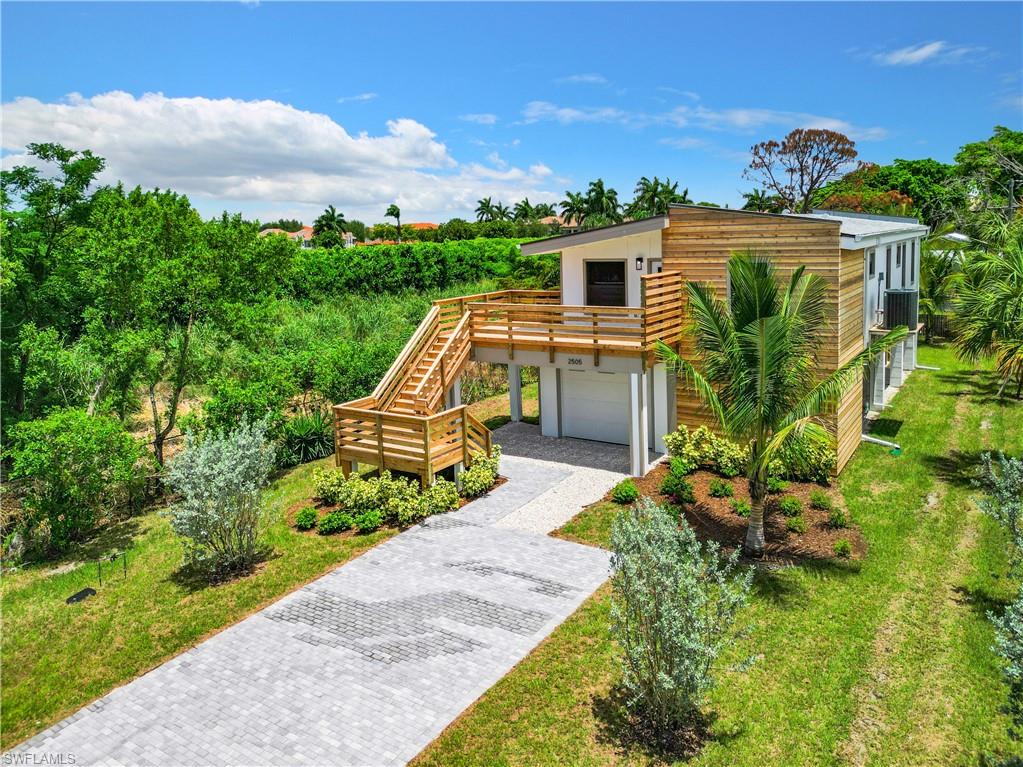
left=519, top=215, right=668, bottom=255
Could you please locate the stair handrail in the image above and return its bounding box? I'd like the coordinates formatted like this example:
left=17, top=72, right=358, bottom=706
left=373, top=305, right=440, bottom=408
left=412, top=310, right=472, bottom=412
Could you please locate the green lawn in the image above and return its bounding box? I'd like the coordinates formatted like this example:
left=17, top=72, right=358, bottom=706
left=0, top=457, right=395, bottom=749
left=414, top=344, right=1023, bottom=767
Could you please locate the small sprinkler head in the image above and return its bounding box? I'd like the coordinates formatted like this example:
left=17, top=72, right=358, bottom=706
left=890, top=447, right=902, bottom=457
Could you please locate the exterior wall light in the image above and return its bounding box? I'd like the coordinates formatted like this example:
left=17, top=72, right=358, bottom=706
left=635, top=256, right=644, bottom=271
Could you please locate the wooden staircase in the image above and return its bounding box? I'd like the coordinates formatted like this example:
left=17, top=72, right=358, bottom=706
left=332, top=306, right=487, bottom=486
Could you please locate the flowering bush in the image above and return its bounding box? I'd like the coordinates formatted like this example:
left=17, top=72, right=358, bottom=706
left=460, top=445, right=502, bottom=498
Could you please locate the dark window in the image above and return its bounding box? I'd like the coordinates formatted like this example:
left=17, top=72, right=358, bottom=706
left=868, top=249, right=875, bottom=277
left=885, top=246, right=892, bottom=289
left=585, top=260, right=627, bottom=306
left=910, top=242, right=916, bottom=285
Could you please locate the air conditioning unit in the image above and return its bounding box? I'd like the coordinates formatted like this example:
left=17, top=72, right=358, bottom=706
left=884, top=288, right=918, bottom=330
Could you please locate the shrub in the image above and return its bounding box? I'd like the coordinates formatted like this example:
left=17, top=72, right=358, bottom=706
left=421, top=478, right=460, bottom=517
left=994, top=584, right=1023, bottom=742
left=330, top=474, right=381, bottom=517
left=833, top=538, right=853, bottom=558
left=977, top=452, right=1023, bottom=571
left=609, top=499, right=753, bottom=738
left=809, top=489, right=833, bottom=511
left=611, top=479, right=640, bottom=505
left=318, top=510, right=353, bottom=535
left=786, top=515, right=808, bottom=534
left=660, top=471, right=695, bottom=505
left=731, top=498, right=752, bottom=518
left=662, top=424, right=836, bottom=483
left=295, top=507, right=318, bottom=531
left=354, top=509, right=384, bottom=533
left=311, top=467, right=349, bottom=505
left=708, top=478, right=734, bottom=498
left=165, top=419, right=277, bottom=575
left=778, top=496, right=802, bottom=517
left=282, top=410, right=334, bottom=466
left=201, top=378, right=290, bottom=442
left=767, top=476, right=789, bottom=494
left=8, top=408, right=150, bottom=553
left=829, top=508, right=849, bottom=529
left=460, top=446, right=502, bottom=498
left=313, top=340, right=400, bottom=404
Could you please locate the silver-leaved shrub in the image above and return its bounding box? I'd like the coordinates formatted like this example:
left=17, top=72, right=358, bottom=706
left=165, top=418, right=277, bottom=576
left=609, top=498, right=753, bottom=737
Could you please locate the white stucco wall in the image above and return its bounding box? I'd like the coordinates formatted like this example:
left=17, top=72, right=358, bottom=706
left=559, top=230, right=662, bottom=308
left=861, top=235, right=921, bottom=343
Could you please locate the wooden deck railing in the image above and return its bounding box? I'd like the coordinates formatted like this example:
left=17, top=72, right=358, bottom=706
left=641, top=270, right=685, bottom=348
left=333, top=399, right=493, bottom=486
left=434, top=290, right=561, bottom=332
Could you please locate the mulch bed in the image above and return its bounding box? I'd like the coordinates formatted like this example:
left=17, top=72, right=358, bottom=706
left=618, top=464, right=867, bottom=565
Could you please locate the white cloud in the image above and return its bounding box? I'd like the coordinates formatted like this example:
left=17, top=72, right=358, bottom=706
left=523, top=99, right=887, bottom=141
left=657, top=86, right=700, bottom=101
left=521, top=100, right=635, bottom=126
left=659, top=137, right=708, bottom=150
left=337, top=92, right=377, bottom=103
left=556, top=73, right=609, bottom=85
left=0, top=91, right=561, bottom=221
left=460, top=113, right=498, bottom=125
left=870, top=40, right=983, bottom=66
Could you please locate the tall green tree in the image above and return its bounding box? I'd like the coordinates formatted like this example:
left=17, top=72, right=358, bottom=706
left=657, top=253, right=905, bottom=554
left=1, top=143, right=105, bottom=422
left=745, top=128, right=858, bottom=213
left=313, top=204, right=347, bottom=247
left=385, top=203, right=401, bottom=243
left=741, top=189, right=783, bottom=213
left=585, top=178, right=623, bottom=223
left=492, top=201, right=511, bottom=221
left=513, top=198, right=535, bottom=222
left=919, top=228, right=964, bottom=341
left=475, top=197, right=495, bottom=222
left=559, top=191, right=588, bottom=228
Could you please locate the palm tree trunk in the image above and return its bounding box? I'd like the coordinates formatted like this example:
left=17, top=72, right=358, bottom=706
left=744, top=477, right=767, bottom=556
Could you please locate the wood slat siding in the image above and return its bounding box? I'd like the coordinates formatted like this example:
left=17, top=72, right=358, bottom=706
left=662, top=207, right=864, bottom=473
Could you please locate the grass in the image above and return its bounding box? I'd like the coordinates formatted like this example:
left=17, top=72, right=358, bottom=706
left=413, top=344, right=1023, bottom=767
left=0, top=457, right=395, bottom=749
left=467, top=382, right=539, bottom=431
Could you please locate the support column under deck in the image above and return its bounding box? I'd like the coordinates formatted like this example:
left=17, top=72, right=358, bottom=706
left=890, top=340, right=906, bottom=389
left=539, top=367, right=561, bottom=437
left=508, top=363, right=523, bottom=422
left=629, top=370, right=649, bottom=477
left=870, top=352, right=886, bottom=411
left=651, top=363, right=669, bottom=454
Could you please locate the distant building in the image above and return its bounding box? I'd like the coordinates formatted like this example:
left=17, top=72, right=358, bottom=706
left=259, top=225, right=315, bottom=248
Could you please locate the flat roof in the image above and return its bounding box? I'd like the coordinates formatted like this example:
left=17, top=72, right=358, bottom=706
left=796, top=210, right=929, bottom=240
left=519, top=215, right=668, bottom=255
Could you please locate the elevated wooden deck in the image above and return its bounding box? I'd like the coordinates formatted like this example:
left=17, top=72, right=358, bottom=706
left=332, top=273, right=685, bottom=484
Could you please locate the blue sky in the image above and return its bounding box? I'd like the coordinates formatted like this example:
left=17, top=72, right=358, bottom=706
left=2, top=2, right=1021, bottom=224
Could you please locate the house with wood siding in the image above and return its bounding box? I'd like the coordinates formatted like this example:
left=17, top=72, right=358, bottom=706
left=331, top=205, right=926, bottom=485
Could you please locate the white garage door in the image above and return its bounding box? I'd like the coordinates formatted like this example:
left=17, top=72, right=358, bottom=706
left=561, top=370, right=630, bottom=444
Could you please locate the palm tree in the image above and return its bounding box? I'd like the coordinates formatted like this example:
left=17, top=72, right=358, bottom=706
left=953, top=218, right=1023, bottom=397
left=628, top=176, right=694, bottom=218
left=313, top=205, right=347, bottom=247
left=586, top=178, right=623, bottom=223
left=919, top=228, right=964, bottom=342
left=385, top=203, right=401, bottom=243
left=475, top=197, right=495, bottom=222
left=492, top=202, right=511, bottom=221
left=533, top=202, right=557, bottom=219
left=560, top=191, right=588, bottom=228
left=657, top=253, right=906, bottom=555
left=513, top=198, right=535, bottom=222
left=742, top=189, right=781, bottom=213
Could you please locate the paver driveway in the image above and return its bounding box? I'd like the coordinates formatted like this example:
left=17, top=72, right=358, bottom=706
left=10, top=427, right=621, bottom=766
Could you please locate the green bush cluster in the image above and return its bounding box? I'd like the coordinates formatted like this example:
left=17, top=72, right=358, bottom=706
left=730, top=498, right=752, bottom=517
left=661, top=460, right=695, bottom=505
left=354, top=510, right=384, bottom=533
left=767, top=476, right=790, bottom=494
left=778, top=496, right=803, bottom=517
left=295, top=507, right=318, bottom=531
left=833, top=538, right=853, bottom=558
left=809, top=489, right=833, bottom=511
left=663, top=424, right=836, bottom=483
left=786, top=516, right=808, bottom=534
left=318, top=510, right=353, bottom=535
left=460, top=446, right=502, bottom=498
left=611, top=479, right=640, bottom=505
left=289, top=239, right=528, bottom=299
left=829, top=508, right=849, bottom=528
left=310, top=467, right=461, bottom=529
left=8, top=408, right=151, bottom=554
left=708, top=478, right=734, bottom=498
